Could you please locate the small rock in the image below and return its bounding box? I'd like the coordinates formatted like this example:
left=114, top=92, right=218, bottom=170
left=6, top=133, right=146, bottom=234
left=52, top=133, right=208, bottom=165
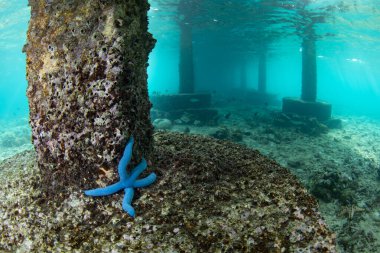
left=287, top=160, right=303, bottom=168
left=180, top=114, right=191, bottom=124
left=193, top=120, right=201, bottom=126
left=153, top=119, right=172, bottom=130
left=325, top=118, right=343, bottom=129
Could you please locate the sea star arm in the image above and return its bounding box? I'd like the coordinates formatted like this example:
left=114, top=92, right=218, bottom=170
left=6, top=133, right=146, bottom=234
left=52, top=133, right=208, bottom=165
left=118, top=137, right=134, bottom=181
left=84, top=181, right=125, bottom=196
left=133, top=173, right=157, bottom=188
left=127, top=158, right=148, bottom=183
left=122, top=188, right=135, bottom=217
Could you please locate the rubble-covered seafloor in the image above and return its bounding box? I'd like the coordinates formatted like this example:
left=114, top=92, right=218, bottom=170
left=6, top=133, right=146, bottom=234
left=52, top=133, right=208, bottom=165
left=154, top=102, right=380, bottom=253
left=0, top=132, right=335, bottom=252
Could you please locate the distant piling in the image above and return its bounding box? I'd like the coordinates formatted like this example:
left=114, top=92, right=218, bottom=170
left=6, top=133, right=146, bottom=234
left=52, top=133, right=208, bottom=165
left=258, top=49, right=267, bottom=94
left=178, top=0, right=195, bottom=94
left=301, top=34, right=317, bottom=102
left=179, top=22, right=194, bottom=94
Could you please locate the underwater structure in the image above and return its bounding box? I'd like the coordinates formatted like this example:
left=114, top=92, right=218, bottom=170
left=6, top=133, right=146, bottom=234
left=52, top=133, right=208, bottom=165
left=282, top=9, right=332, bottom=121
left=178, top=0, right=195, bottom=95
left=150, top=0, right=216, bottom=125
left=25, top=0, right=155, bottom=192
left=239, top=59, right=248, bottom=90
left=244, top=42, right=278, bottom=106
left=234, top=2, right=279, bottom=106
left=258, top=44, right=267, bottom=94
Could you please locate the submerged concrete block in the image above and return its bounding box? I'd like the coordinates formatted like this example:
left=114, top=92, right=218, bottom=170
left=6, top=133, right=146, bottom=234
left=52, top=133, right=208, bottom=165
left=282, top=97, right=332, bottom=121
left=151, top=93, right=212, bottom=111
left=25, top=0, right=155, bottom=192
left=228, top=88, right=280, bottom=106
left=150, top=93, right=218, bottom=126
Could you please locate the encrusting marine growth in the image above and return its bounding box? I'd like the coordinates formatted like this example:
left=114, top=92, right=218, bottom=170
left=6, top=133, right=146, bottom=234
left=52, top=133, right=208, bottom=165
left=84, top=137, right=156, bottom=217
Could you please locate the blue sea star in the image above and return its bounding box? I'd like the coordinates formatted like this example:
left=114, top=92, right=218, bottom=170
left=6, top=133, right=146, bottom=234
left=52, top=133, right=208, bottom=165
left=84, top=137, right=157, bottom=217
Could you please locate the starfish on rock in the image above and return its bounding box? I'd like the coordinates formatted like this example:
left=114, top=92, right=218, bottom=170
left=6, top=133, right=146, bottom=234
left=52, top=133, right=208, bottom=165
left=84, top=137, right=157, bottom=217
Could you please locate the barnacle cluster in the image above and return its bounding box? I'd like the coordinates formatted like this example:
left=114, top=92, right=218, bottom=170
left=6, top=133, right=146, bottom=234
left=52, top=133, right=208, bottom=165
left=25, top=0, right=155, bottom=193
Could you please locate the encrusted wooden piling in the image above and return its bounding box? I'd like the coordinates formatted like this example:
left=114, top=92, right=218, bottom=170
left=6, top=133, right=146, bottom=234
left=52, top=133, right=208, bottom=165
left=25, top=0, right=155, bottom=193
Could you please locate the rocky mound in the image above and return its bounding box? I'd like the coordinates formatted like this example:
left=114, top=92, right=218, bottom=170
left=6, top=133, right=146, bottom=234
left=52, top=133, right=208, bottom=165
left=0, top=132, right=335, bottom=252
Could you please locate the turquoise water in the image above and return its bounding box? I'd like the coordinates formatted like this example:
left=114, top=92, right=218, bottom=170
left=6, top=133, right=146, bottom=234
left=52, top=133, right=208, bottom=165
left=0, top=0, right=29, bottom=119
left=148, top=0, right=380, bottom=118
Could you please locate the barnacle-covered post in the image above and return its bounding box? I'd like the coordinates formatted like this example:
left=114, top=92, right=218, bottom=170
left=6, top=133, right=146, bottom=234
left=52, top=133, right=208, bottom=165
left=25, top=0, right=155, bottom=193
